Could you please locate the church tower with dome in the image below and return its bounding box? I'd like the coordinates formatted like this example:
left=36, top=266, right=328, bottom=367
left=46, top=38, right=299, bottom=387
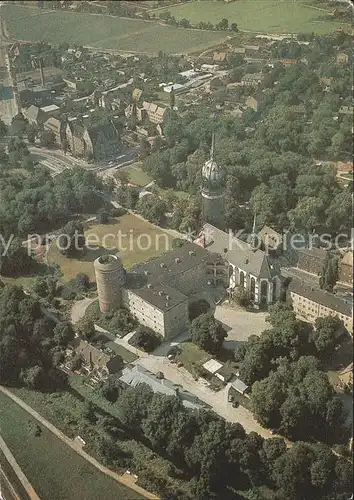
left=201, top=133, right=225, bottom=229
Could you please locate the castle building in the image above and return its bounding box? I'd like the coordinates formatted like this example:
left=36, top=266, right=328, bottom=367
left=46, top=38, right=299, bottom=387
left=201, top=134, right=225, bottom=229
left=93, top=242, right=229, bottom=340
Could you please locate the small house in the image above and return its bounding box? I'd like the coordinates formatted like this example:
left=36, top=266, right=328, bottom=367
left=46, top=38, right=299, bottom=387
left=336, top=52, right=349, bottom=65
left=228, top=378, right=249, bottom=398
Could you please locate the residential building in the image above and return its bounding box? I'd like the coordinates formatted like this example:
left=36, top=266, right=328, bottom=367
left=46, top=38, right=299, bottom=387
left=213, top=51, right=228, bottom=63
left=137, top=101, right=169, bottom=125
left=339, top=251, right=353, bottom=286
left=43, top=117, right=66, bottom=145
left=119, top=365, right=207, bottom=410
left=22, top=104, right=60, bottom=125
left=240, top=73, right=263, bottom=87
left=245, top=96, right=259, bottom=111
left=71, top=338, right=123, bottom=376
left=132, top=87, right=143, bottom=101
left=336, top=52, right=349, bottom=65
left=65, top=118, right=120, bottom=159
left=338, top=105, right=353, bottom=116
left=296, top=248, right=327, bottom=276
left=288, top=278, right=352, bottom=334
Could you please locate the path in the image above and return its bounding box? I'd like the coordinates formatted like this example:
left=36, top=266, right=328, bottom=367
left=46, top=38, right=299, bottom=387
left=71, top=297, right=97, bottom=324
left=0, top=434, right=40, bottom=500
left=0, top=386, right=159, bottom=500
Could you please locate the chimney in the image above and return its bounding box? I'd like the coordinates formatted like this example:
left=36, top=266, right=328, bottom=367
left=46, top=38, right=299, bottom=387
left=39, top=57, right=45, bottom=87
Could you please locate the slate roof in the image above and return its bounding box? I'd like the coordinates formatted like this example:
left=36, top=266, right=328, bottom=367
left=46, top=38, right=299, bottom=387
left=43, top=117, right=62, bottom=135
left=201, top=224, right=279, bottom=280
left=71, top=339, right=122, bottom=373
left=120, top=365, right=206, bottom=410
left=131, top=241, right=211, bottom=281
left=288, top=278, right=352, bottom=317
left=129, top=283, right=187, bottom=312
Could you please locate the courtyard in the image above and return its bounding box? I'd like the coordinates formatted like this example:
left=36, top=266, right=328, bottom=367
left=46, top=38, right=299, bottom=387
left=47, top=213, right=174, bottom=283
left=214, top=304, right=268, bottom=350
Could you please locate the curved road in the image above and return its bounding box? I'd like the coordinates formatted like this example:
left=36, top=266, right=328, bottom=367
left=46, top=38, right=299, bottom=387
left=0, top=386, right=159, bottom=500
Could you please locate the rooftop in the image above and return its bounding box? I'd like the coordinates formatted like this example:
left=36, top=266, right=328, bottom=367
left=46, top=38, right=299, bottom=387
left=41, top=104, right=60, bottom=113
left=131, top=242, right=211, bottom=282
left=119, top=365, right=206, bottom=410
left=200, top=224, right=279, bottom=280
left=288, top=278, right=352, bottom=317
left=129, top=282, right=187, bottom=312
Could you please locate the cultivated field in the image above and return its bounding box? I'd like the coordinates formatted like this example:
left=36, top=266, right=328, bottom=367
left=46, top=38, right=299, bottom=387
left=0, top=391, right=140, bottom=500
left=1, top=4, right=226, bottom=54
left=157, top=0, right=349, bottom=35
left=47, top=213, right=174, bottom=282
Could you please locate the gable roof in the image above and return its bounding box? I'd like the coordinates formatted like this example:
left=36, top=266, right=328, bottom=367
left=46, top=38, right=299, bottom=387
left=201, top=224, right=279, bottom=280
left=132, top=88, right=142, bottom=100
left=288, top=278, right=352, bottom=317
left=120, top=365, right=206, bottom=410
left=44, top=116, right=63, bottom=135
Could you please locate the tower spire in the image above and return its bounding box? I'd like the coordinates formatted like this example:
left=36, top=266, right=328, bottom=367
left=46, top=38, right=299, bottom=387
left=250, top=214, right=257, bottom=250
left=210, top=132, right=215, bottom=160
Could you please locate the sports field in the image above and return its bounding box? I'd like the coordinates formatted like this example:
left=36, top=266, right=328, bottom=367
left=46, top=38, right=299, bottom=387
left=47, top=213, right=174, bottom=282
left=157, top=0, right=349, bottom=35
left=0, top=391, right=141, bottom=500
left=1, top=4, right=226, bottom=54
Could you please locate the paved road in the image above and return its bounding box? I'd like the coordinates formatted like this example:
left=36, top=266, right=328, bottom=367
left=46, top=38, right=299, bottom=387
left=0, top=386, right=159, bottom=500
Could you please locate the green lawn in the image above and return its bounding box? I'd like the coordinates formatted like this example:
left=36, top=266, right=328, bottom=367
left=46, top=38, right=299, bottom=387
left=158, top=0, right=350, bottom=35
left=6, top=386, right=189, bottom=497
left=2, top=4, right=226, bottom=54
left=121, top=164, right=154, bottom=187
left=0, top=391, right=140, bottom=500
left=47, top=213, right=174, bottom=282
left=176, top=342, right=212, bottom=376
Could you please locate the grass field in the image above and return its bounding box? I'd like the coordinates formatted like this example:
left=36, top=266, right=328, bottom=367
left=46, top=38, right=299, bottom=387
left=157, top=0, right=350, bottom=35
left=47, top=213, right=174, bottom=282
left=0, top=391, right=140, bottom=500
left=6, top=386, right=188, bottom=497
left=2, top=4, right=226, bottom=54
left=121, top=163, right=154, bottom=187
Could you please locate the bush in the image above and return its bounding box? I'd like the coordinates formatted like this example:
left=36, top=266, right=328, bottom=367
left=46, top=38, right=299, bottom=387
left=60, top=286, right=77, bottom=301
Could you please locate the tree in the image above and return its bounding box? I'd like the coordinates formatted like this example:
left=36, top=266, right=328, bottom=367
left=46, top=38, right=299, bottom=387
left=53, top=322, right=75, bottom=346
left=0, top=119, right=7, bottom=137
left=230, top=22, right=238, bottom=32
left=20, top=365, right=44, bottom=389
left=76, top=316, right=95, bottom=340
left=130, top=326, right=161, bottom=353
left=136, top=194, right=167, bottom=225
left=170, top=88, right=175, bottom=109
left=27, top=124, right=38, bottom=144
left=191, top=312, right=227, bottom=354
left=312, top=316, right=343, bottom=355
left=319, top=254, right=339, bottom=292
left=218, top=18, right=229, bottom=31
left=139, top=137, right=151, bottom=159
left=96, top=208, right=109, bottom=224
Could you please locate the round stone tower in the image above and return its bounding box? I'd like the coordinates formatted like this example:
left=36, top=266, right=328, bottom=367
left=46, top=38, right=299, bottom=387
left=201, top=133, right=224, bottom=229
left=94, top=254, right=126, bottom=313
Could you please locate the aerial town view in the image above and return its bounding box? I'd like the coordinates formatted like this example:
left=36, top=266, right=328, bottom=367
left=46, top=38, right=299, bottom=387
left=0, top=0, right=353, bottom=499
